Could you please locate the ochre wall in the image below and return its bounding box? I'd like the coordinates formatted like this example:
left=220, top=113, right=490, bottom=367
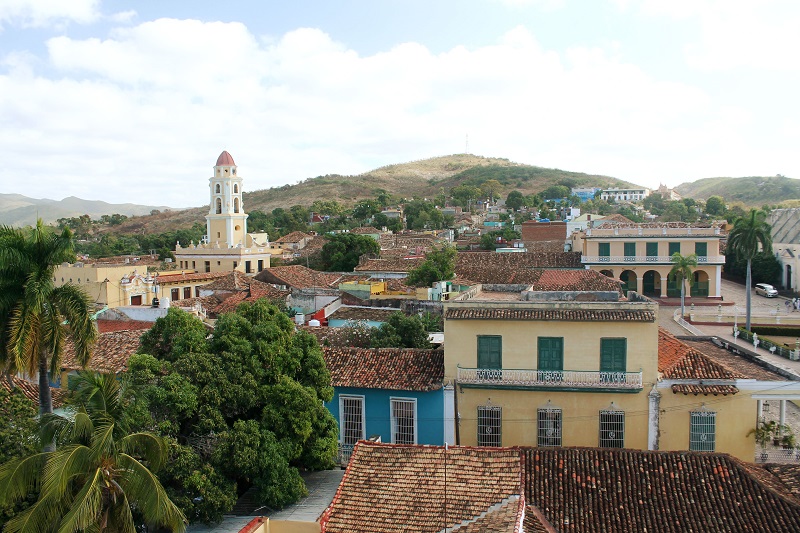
left=444, top=318, right=659, bottom=382
left=457, top=387, right=650, bottom=449
left=658, top=389, right=757, bottom=461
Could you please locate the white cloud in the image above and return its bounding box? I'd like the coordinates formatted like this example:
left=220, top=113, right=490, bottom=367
left=0, top=0, right=101, bottom=28
left=616, top=0, right=800, bottom=71
left=0, top=19, right=793, bottom=207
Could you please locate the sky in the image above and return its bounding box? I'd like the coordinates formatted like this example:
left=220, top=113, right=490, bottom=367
left=1, top=0, right=799, bottom=208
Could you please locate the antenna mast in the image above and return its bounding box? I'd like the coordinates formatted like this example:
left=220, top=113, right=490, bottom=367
left=465, top=134, right=469, bottom=154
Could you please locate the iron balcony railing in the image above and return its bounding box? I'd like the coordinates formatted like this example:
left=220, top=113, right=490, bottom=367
left=581, top=255, right=724, bottom=264
left=457, top=367, right=643, bottom=390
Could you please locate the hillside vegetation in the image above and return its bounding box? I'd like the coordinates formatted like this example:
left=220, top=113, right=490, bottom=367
left=99, top=154, right=634, bottom=235
left=674, top=175, right=800, bottom=205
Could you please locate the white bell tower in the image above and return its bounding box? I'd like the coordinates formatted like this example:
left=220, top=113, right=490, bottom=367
left=205, top=150, right=248, bottom=248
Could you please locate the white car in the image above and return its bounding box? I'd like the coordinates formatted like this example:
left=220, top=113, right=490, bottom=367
left=754, top=283, right=779, bottom=297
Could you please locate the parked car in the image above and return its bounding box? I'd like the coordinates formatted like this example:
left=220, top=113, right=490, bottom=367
left=755, top=283, right=779, bottom=297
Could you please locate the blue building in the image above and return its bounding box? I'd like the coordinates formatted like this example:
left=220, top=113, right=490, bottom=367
left=323, top=347, right=447, bottom=464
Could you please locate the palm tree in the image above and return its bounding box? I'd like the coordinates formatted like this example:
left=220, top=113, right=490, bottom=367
left=670, top=252, right=698, bottom=319
left=0, top=372, right=187, bottom=532
left=0, top=220, right=96, bottom=417
left=727, top=209, right=773, bottom=331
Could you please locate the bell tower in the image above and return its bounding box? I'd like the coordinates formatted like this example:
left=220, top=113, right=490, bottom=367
left=206, top=150, right=248, bottom=248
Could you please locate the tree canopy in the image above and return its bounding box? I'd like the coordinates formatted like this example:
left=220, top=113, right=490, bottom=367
left=318, top=233, right=380, bottom=272
left=405, top=245, right=457, bottom=287
left=371, top=313, right=432, bottom=349
left=727, top=209, right=773, bottom=330
left=129, top=302, right=338, bottom=519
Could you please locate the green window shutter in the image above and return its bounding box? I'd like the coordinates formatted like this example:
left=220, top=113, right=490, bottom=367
left=598, top=242, right=610, bottom=257
left=668, top=242, right=680, bottom=256
left=600, top=338, right=627, bottom=372
left=537, top=337, right=564, bottom=371
left=695, top=242, right=707, bottom=256
left=624, top=242, right=636, bottom=257
left=646, top=242, right=658, bottom=257
left=477, top=336, right=502, bottom=369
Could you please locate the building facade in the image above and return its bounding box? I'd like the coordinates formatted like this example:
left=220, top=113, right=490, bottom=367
left=174, top=151, right=271, bottom=275
left=576, top=223, right=725, bottom=299
left=600, top=187, right=650, bottom=202
left=444, top=288, right=660, bottom=451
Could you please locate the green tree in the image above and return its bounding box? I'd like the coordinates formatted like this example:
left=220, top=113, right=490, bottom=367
left=450, top=185, right=482, bottom=210
left=669, top=253, right=697, bottom=319
left=705, top=196, right=726, bottom=216
left=130, top=301, right=338, bottom=516
left=0, top=220, right=96, bottom=419
left=371, top=313, right=431, bottom=349
left=0, top=372, right=186, bottom=533
left=0, top=388, right=38, bottom=528
left=319, top=233, right=380, bottom=271
left=727, top=209, right=773, bottom=330
left=480, top=180, right=503, bottom=203
left=505, top=190, right=525, bottom=211
left=541, top=185, right=570, bottom=200
left=406, top=245, right=456, bottom=287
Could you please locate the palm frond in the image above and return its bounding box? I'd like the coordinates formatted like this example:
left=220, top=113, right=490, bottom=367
left=117, top=454, right=187, bottom=532
left=56, top=467, right=103, bottom=533
left=0, top=452, right=48, bottom=505
left=118, top=432, right=168, bottom=472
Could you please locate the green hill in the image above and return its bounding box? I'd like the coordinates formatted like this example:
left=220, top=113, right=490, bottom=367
left=99, top=154, right=635, bottom=235
left=674, top=175, right=800, bottom=206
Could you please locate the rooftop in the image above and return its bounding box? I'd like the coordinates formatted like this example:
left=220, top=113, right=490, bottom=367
left=254, top=265, right=344, bottom=289
left=319, top=443, right=524, bottom=533
left=327, top=306, right=400, bottom=322
left=321, top=443, right=800, bottom=533
left=215, top=150, right=235, bottom=166
left=274, top=231, right=311, bottom=244
left=1, top=375, right=68, bottom=408
left=62, top=329, right=144, bottom=374
left=322, top=347, right=444, bottom=391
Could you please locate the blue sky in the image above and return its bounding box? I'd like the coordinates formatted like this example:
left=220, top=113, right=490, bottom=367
left=1, top=0, right=799, bottom=207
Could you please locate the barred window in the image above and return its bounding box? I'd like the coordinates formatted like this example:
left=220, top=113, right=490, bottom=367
left=391, top=398, right=416, bottom=444
left=690, top=411, right=716, bottom=452
left=537, top=408, right=562, bottom=447
left=339, top=395, right=365, bottom=448
left=599, top=410, right=625, bottom=448
left=477, top=406, right=502, bottom=447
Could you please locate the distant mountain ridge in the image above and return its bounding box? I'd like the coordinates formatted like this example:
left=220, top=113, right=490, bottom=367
left=674, top=175, right=800, bottom=205
left=93, top=154, right=637, bottom=235
left=0, top=193, right=174, bottom=227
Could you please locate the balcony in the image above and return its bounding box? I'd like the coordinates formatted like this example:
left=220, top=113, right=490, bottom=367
left=457, top=367, right=643, bottom=392
left=581, top=255, right=725, bottom=265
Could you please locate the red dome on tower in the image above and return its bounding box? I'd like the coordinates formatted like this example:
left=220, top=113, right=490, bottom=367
left=215, top=151, right=236, bottom=166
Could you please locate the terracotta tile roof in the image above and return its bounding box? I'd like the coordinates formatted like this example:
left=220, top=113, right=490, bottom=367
left=680, top=338, right=786, bottom=381
left=274, top=231, right=311, bottom=244
left=530, top=269, right=623, bottom=292
left=350, top=226, right=381, bottom=234
left=319, top=443, right=524, bottom=533
left=521, top=240, right=568, bottom=254
left=293, top=235, right=329, bottom=258
left=322, top=347, right=443, bottom=391
left=354, top=256, right=425, bottom=273
left=764, top=464, right=800, bottom=499
left=200, top=270, right=252, bottom=291
left=659, top=329, right=745, bottom=380
left=96, top=319, right=153, bottom=333
left=454, top=252, right=582, bottom=281
left=62, top=329, right=144, bottom=374
left=523, top=447, right=800, bottom=532
left=450, top=496, right=523, bottom=532
left=323, top=444, right=800, bottom=532
left=254, top=265, right=343, bottom=289
left=327, top=306, right=400, bottom=322
left=1, top=375, right=68, bottom=408
left=445, top=307, right=655, bottom=322
left=596, top=213, right=635, bottom=224
left=671, top=384, right=740, bottom=395
left=170, top=295, right=223, bottom=310
left=154, top=271, right=228, bottom=284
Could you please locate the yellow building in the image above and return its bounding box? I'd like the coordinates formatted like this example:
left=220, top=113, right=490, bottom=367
left=444, top=285, right=660, bottom=451
left=443, top=280, right=800, bottom=461
left=174, top=151, right=271, bottom=275
left=53, top=262, right=136, bottom=308
left=574, top=222, right=725, bottom=299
